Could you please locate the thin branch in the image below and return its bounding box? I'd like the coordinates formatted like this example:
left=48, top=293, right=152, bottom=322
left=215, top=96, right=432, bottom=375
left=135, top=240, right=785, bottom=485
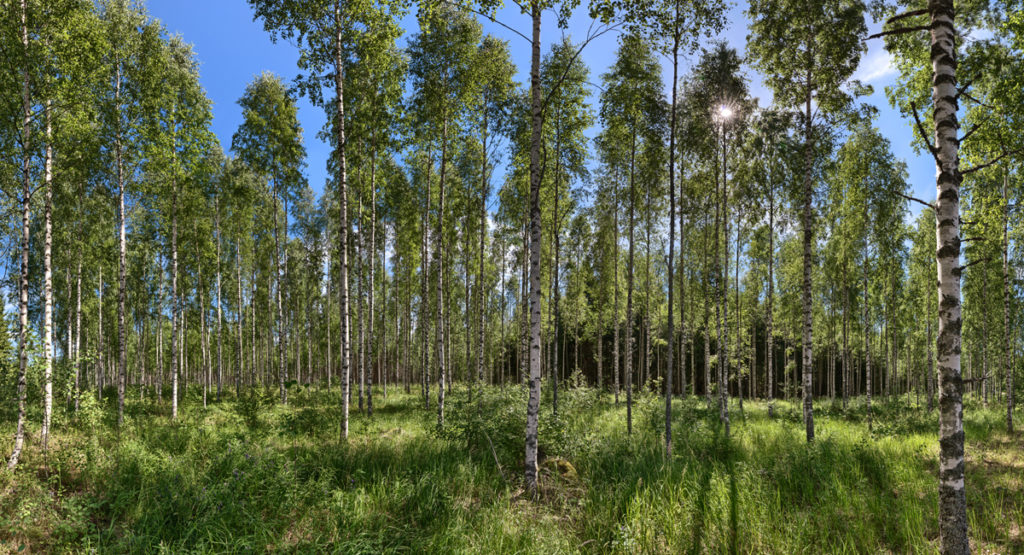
left=960, top=92, right=990, bottom=107
left=508, top=0, right=529, bottom=14
left=956, top=257, right=990, bottom=275
left=961, top=148, right=1024, bottom=175
left=893, top=190, right=935, bottom=210
left=452, top=3, right=532, bottom=44
left=960, top=237, right=986, bottom=242
left=958, top=122, right=983, bottom=145
left=867, top=25, right=931, bottom=40
left=540, top=21, right=620, bottom=114
left=910, top=102, right=940, bottom=163
left=954, top=80, right=973, bottom=99
left=886, top=8, right=929, bottom=25
left=963, top=372, right=992, bottom=385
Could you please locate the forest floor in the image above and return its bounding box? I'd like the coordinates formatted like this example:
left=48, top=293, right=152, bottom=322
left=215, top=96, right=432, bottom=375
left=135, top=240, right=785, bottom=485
left=1, top=384, right=1022, bottom=553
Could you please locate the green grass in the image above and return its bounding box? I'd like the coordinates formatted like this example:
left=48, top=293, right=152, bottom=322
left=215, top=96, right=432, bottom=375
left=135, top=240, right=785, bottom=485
left=1, top=384, right=1021, bottom=553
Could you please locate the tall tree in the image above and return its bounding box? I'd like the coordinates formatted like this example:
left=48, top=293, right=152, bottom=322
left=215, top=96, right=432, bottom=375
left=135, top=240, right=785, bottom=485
left=599, top=32, right=665, bottom=436
left=470, top=35, right=517, bottom=400
left=232, top=72, right=307, bottom=404
left=247, top=0, right=403, bottom=438
left=540, top=37, right=592, bottom=414
left=748, top=0, right=866, bottom=441
left=407, top=6, right=481, bottom=427
left=625, top=0, right=725, bottom=456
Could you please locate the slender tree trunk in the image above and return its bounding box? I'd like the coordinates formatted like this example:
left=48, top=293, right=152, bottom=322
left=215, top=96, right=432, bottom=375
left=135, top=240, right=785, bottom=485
left=613, top=180, right=621, bottom=405
left=864, top=237, right=872, bottom=431
left=1003, top=174, right=1013, bottom=432
left=800, top=67, right=815, bottom=442
left=272, top=180, right=287, bottom=404
left=982, top=269, right=989, bottom=405
left=237, top=242, right=244, bottom=397
left=157, top=258, right=164, bottom=400
left=8, top=0, right=30, bottom=469
left=643, top=163, right=651, bottom=392
left=552, top=119, right=562, bottom=415
left=406, top=264, right=413, bottom=393
left=665, top=32, right=680, bottom=458
left=421, top=152, right=433, bottom=406
left=367, top=142, right=378, bottom=413
left=357, top=195, right=365, bottom=412
left=736, top=225, right=743, bottom=412
left=524, top=1, right=543, bottom=494
left=463, top=205, right=471, bottom=396
left=75, top=241, right=83, bottom=410
left=335, top=0, right=352, bottom=440
left=41, top=101, right=55, bottom=451
left=703, top=211, right=711, bottom=405
left=199, top=249, right=210, bottom=409
left=521, top=218, right=528, bottom=386
left=116, top=63, right=128, bottom=428
left=368, top=178, right=376, bottom=414
left=626, top=130, right=637, bottom=436
left=171, top=184, right=179, bottom=419
left=251, top=268, right=257, bottom=387
left=715, top=125, right=729, bottom=434
left=326, top=229, right=333, bottom=393
left=842, top=255, right=850, bottom=410
left=477, top=114, right=489, bottom=398
left=99, top=267, right=105, bottom=401
left=597, top=295, right=604, bottom=390
left=680, top=224, right=688, bottom=397
left=767, top=185, right=775, bottom=416
left=436, top=119, right=449, bottom=427
left=216, top=199, right=223, bottom=401
left=381, top=225, right=388, bottom=398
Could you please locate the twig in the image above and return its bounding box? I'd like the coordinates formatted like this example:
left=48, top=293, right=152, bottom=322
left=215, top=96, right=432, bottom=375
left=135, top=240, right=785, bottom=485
left=963, top=372, right=992, bottom=385
left=910, top=102, right=940, bottom=164
left=954, top=80, right=973, bottom=98
left=955, top=257, right=990, bottom=276
left=885, top=8, right=929, bottom=25
left=959, top=122, right=983, bottom=145
left=540, top=20, right=620, bottom=115
left=481, top=429, right=506, bottom=483
left=451, top=3, right=532, bottom=45
left=961, top=148, right=1023, bottom=175
left=894, top=190, right=935, bottom=210
left=959, top=91, right=989, bottom=107
left=868, top=25, right=931, bottom=40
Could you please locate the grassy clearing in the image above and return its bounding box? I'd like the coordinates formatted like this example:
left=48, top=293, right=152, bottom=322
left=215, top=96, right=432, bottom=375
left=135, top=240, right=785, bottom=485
left=1, top=385, right=1021, bottom=553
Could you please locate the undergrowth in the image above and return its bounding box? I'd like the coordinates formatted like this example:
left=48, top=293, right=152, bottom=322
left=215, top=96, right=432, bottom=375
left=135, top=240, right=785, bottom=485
left=0, top=384, right=1021, bottom=553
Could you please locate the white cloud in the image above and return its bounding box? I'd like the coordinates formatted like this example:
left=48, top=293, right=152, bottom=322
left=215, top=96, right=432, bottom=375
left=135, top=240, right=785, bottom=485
left=854, top=49, right=896, bottom=85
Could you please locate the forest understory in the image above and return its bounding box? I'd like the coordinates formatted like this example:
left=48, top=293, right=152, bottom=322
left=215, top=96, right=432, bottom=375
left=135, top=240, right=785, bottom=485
left=1, top=386, right=1021, bottom=554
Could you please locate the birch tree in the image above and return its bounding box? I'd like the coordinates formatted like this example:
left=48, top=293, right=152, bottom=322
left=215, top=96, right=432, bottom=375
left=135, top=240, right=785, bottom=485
left=231, top=72, right=307, bottom=405
left=748, top=0, right=866, bottom=441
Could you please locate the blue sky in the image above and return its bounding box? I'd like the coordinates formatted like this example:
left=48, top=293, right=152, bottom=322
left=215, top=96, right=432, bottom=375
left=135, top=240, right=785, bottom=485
left=147, top=0, right=935, bottom=218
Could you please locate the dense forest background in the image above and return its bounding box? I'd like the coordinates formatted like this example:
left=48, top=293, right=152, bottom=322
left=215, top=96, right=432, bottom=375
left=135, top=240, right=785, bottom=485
left=1, top=0, right=1023, bottom=552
